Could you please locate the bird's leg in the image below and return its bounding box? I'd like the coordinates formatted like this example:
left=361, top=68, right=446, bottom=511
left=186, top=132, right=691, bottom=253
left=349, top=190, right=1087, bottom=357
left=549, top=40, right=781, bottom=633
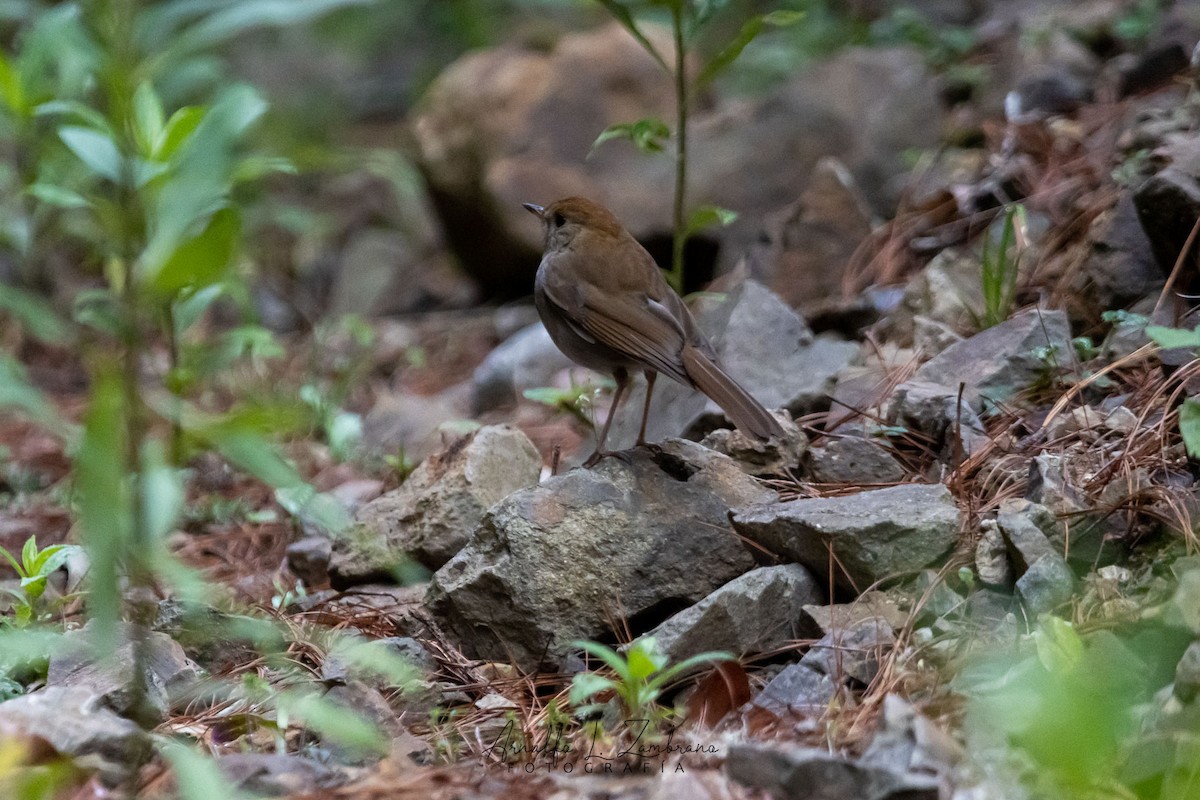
left=636, top=370, right=657, bottom=447
left=584, top=368, right=629, bottom=468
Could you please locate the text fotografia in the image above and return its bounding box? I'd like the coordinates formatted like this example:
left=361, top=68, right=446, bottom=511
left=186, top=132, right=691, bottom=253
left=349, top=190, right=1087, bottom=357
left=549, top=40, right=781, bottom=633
left=488, top=720, right=720, bottom=773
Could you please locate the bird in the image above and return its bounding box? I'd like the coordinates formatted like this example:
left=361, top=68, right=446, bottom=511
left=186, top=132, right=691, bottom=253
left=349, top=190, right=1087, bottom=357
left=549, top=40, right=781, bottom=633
left=523, top=196, right=784, bottom=467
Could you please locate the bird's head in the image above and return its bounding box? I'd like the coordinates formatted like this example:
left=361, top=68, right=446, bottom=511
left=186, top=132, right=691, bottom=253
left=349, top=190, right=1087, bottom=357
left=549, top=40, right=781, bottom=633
left=523, top=196, right=624, bottom=251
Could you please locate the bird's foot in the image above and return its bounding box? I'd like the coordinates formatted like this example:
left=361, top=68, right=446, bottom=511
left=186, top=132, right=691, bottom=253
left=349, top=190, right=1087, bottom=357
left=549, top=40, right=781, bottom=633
left=582, top=449, right=634, bottom=468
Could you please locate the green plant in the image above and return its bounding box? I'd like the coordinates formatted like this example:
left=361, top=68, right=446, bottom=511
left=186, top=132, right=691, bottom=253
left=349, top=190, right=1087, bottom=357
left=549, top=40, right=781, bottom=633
left=569, top=636, right=731, bottom=728
left=970, top=204, right=1025, bottom=331
left=523, top=377, right=615, bottom=430
left=591, top=0, right=800, bottom=291
left=0, top=536, right=81, bottom=628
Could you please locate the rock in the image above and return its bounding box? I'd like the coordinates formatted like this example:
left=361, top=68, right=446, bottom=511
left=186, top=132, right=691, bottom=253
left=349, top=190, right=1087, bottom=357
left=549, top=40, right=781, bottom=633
left=750, top=663, right=838, bottom=717
left=913, top=315, right=965, bottom=355
left=361, top=389, right=470, bottom=463
left=800, top=616, right=895, bottom=685
left=726, top=743, right=941, bottom=800
left=732, top=484, right=962, bottom=594
left=612, top=281, right=858, bottom=448
left=1073, top=194, right=1162, bottom=313
left=699, top=410, right=808, bottom=476
left=1174, top=641, right=1200, bottom=703
left=914, top=308, right=1073, bottom=411
left=331, top=425, right=542, bottom=585
left=801, top=591, right=910, bottom=636
left=328, top=479, right=384, bottom=513
left=286, top=537, right=332, bottom=587
left=861, top=694, right=963, bottom=778
left=806, top=435, right=905, bottom=484
left=322, top=681, right=400, bottom=762
left=0, top=686, right=151, bottom=784
left=414, top=28, right=940, bottom=298
left=645, top=565, right=822, bottom=664
left=427, top=439, right=773, bottom=670
left=329, top=228, right=419, bottom=317
left=1133, top=166, right=1200, bottom=279
left=470, top=322, right=574, bottom=413
left=218, top=753, right=349, bottom=796
left=321, top=636, right=436, bottom=685
left=885, top=380, right=988, bottom=461
left=47, top=621, right=201, bottom=720
left=1005, top=71, right=1090, bottom=122
left=995, top=499, right=1059, bottom=572
left=1026, top=453, right=1108, bottom=565
left=744, top=157, right=874, bottom=319
left=1016, top=553, right=1075, bottom=616
left=1043, top=405, right=1104, bottom=441
left=1104, top=406, right=1140, bottom=434
left=881, top=248, right=984, bottom=347
left=974, top=521, right=1012, bottom=587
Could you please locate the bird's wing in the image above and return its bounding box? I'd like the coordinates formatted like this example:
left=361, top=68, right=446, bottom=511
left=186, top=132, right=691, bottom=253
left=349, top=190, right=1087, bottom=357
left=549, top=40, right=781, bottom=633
left=540, top=273, right=692, bottom=384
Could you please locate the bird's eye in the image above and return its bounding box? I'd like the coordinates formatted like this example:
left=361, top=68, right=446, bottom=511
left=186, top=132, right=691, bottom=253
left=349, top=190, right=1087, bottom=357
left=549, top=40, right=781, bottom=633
left=552, top=212, right=566, bottom=228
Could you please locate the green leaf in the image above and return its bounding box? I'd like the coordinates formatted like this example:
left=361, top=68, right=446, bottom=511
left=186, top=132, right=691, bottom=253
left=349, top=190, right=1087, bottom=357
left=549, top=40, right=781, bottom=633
left=27, top=182, right=90, bottom=209
left=594, top=0, right=668, bottom=72
left=148, top=207, right=241, bottom=296
left=34, top=100, right=112, bottom=133
left=1032, top=615, right=1083, bottom=674
left=569, top=672, right=618, bottom=707
left=653, top=649, right=734, bottom=687
left=155, top=105, right=206, bottom=161
left=76, top=367, right=127, bottom=651
left=590, top=117, right=671, bottom=157
left=1180, top=398, right=1200, bottom=459
left=20, top=536, right=37, bottom=574
left=683, top=204, right=737, bottom=240
left=0, top=50, right=27, bottom=117
left=572, top=639, right=632, bottom=682
left=0, top=356, right=71, bottom=434
left=173, top=284, right=227, bottom=335
left=0, top=284, right=71, bottom=344
left=275, top=485, right=351, bottom=535
left=696, top=10, right=803, bottom=89
left=161, top=741, right=255, bottom=800
left=625, top=637, right=668, bottom=683
left=59, top=125, right=122, bottom=182
left=286, top=690, right=388, bottom=758
left=1146, top=325, right=1200, bottom=350
left=132, top=82, right=165, bottom=157
left=141, top=440, right=183, bottom=542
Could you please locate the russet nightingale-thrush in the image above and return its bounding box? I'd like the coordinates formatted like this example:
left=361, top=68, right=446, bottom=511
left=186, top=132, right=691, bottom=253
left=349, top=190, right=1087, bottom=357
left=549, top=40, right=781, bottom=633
left=524, top=197, right=784, bottom=466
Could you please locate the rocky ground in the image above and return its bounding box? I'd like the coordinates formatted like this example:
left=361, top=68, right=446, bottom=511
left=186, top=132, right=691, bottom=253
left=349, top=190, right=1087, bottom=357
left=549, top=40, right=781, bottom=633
left=6, top=1, right=1200, bottom=799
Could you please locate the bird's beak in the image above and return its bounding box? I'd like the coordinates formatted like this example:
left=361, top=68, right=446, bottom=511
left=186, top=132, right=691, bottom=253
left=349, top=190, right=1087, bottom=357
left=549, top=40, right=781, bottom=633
left=522, top=202, right=545, bottom=218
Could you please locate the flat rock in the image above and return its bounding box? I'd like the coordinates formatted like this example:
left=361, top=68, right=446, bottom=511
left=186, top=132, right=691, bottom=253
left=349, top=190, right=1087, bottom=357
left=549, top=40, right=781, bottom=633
left=47, top=621, right=201, bottom=720
left=995, top=498, right=1059, bottom=572
left=426, top=439, right=774, bottom=670
left=806, top=435, right=905, bottom=484
left=800, top=616, right=896, bottom=685
left=0, top=686, right=151, bottom=784
left=1016, top=553, right=1075, bottom=616
left=612, top=281, right=858, bottom=448
left=331, top=425, right=542, bottom=584
left=914, top=307, right=1073, bottom=411
left=726, top=743, right=940, bottom=800
left=801, top=591, right=909, bottom=637
left=750, top=663, right=838, bottom=717
left=732, top=484, right=962, bottom=593
left=218, top=753, right=349, bottom=796
left=645, top=565, right=822, bottom=664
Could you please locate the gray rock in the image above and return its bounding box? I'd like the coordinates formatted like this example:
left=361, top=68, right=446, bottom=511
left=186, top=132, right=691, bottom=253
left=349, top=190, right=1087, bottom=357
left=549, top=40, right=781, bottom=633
left=1076, top=194, right=1162, bottom=312
left=861, top=694, right=963, bottom=777
left=427, top=439, right=773, bottom=670
left=806, top=436, right=905, bottom=484
left=1174, top=641, right=1200, bottom=703
left=0, top=686, right=151, bottom=784
left=800, top=616, right=896, bottom=685
left=914, top=307, right=1073, bottom=411
left=322, top=681, right=399, bottom=763
left=726, top=743, right=941, bottom=800
left=751, top=663, right=838, bottom=716
left=995, top=499, right=1059, bottom=572
left=699, top=410, right=808, bottom=476
left=885, top=248, right=985, bottom=345
left=321, top=636, right=436, bottom=684
left=612, top=281, right=858, bottom=448
left=471, top=322, right=574, bottom=413
left=801, top=592, right=910, bottom=637
left=885, top=380, right=988, bottom=460
left=974, top=521, right=1013, bottom=587
left=361, top=389, right=470, bottom=464
left=218, top=753, right=348, bottom=796
left=286, top=536, right=332, bottom=587
left=329, top=228, right=416, bottom=317
left=1134, top=166, right=1200, bottom=277
left=331, top=425, right=542, bottom=584
left=47, top=621, right=201, bottom=720
left=1016, top=553, right=1075, bottom=616
left=732, top=484, right=962, bottom=594
left=646, top=565, right=823, bottom=664
left=1026, top=453, right=1109, bottom=565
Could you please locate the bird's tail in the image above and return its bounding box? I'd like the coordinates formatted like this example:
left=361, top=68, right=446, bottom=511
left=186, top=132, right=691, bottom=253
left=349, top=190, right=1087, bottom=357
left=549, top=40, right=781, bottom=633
left=682, top=345, right=786, bottom=440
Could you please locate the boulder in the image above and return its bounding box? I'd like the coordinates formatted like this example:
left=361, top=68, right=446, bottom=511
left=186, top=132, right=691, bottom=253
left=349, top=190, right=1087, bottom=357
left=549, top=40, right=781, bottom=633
left=732, top=484, right=962, bottom=593
left=427, top=439, right=774, bottom=670
left=331, top=425, right=542, bottom=585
